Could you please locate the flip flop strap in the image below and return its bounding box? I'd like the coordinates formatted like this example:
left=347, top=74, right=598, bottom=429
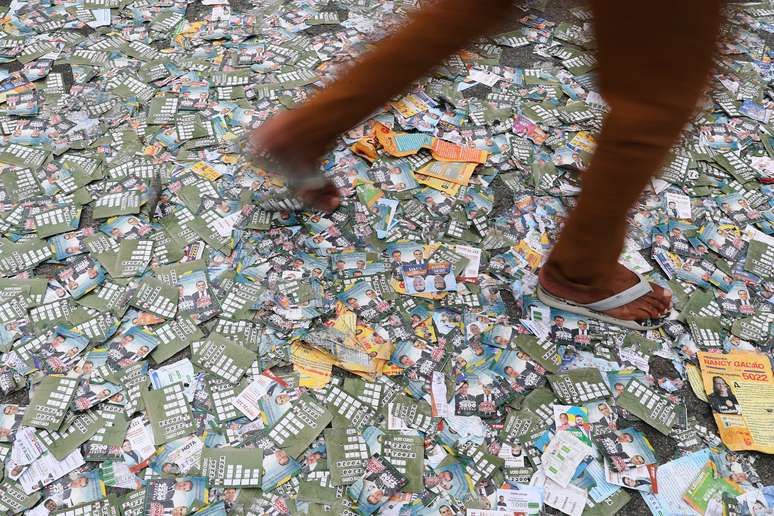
left=581, top=273, right=653, bottom=312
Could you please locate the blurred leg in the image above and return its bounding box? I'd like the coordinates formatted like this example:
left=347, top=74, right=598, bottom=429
left=250, top=0, right=518, bottom=209
left=540, top=0, right=723, bottom=321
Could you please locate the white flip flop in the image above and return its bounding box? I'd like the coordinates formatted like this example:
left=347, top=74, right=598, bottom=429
left=536, top=272, right=667, bottom=331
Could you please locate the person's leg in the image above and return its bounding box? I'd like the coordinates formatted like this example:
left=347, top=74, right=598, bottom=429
left=539, top=0, right=723, bottom=321
left=250, top=0, right=518, bottom=210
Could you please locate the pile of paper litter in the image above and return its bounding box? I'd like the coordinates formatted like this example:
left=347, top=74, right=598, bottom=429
left=0, top=0, right=772, bottom=514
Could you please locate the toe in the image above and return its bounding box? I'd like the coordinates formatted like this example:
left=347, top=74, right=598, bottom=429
left=650, top=283, right=671, bottom=300
left=643, top=292, right=669, bottom=315
left=640, top=297, right=666, bottom=318
left=616, top=298, right=657, bottom=320
left=626, top=304, right=655, bottom=321
left=608, top=295, right=663, bottom=321
left=649, top=284, right=673, bottom=313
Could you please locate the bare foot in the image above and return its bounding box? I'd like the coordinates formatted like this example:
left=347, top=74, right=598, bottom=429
left=538, top=261, right=672, bottom=321
left=295, top=182, right=341, bottom=212
left=248, top=113, right=341, bottom=212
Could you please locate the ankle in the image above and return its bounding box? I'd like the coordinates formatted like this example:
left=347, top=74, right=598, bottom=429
left=540, top=260, right=605, bottom=291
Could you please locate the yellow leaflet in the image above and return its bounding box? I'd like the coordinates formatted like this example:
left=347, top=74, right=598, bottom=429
left=142, top=144, right=162, bottom=156
left=697, top=350, right=774, bottom=453
left=376, top=342, right=394, bottom=361
left=348, top=369, right=378, bottom=382
left=173, top=21, right=204, bottom=46
left=416, top=161, right=477, bottom=186
left=291, top=342, right=333, bottom=389
left=414, top=172, right=461, bottom=195
left=569, top=130, right=596, bottom=153
left=430, top=291, right=449, bottom=302
left=390, top=94, right=430, bottom=119
left=423, top=243, right=440, bottom=256
left=190, top=161, right=222, bottom=181
left=383, top=363, right=404, bottom=376
left=332, top=302, right=358, bottom=334
left=686, top=364, right=708, bottom=402
left=355, top=324, right=377, bottom=353
left=221, top=154, right=240, bottom=165
left=355, top=323, right=394, bottom=361
left=389, top=275, right=407, bottom=295
left=514, top=240, right=543, bottom=271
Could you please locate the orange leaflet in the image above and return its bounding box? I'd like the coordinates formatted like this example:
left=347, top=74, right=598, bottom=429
left=373, top=122, right=403, bottom=157
left=351, top=135, right=379, bottom=162
left=697, top=350, right=774, bottom=453
left=430, top=138, right=489, bottom=164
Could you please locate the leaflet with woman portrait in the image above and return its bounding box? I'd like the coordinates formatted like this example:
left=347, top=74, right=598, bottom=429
left=697, top=350, right=774, bottom=453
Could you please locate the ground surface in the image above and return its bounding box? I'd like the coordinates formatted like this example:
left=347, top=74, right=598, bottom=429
left=495, top=5, right=774, bottom=515
left=2, top=0, right=772, bottom=513
left=296, top=1, right=774, bottom=513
